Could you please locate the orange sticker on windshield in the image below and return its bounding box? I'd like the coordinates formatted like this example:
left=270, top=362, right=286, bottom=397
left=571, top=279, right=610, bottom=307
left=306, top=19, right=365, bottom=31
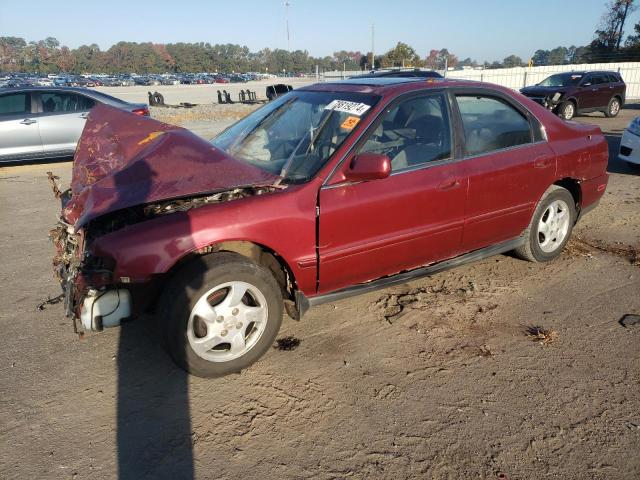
left=341, top=116, right=360, bottom=130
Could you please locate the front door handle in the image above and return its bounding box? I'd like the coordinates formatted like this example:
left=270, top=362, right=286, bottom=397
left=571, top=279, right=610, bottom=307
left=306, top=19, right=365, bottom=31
left=79, top=112, right=88, bottom=119
left=438, top=178, right=460, bottom=190
left=534, top=156, right=553, bottom=169
left=20, top=118, right=36, bottom=125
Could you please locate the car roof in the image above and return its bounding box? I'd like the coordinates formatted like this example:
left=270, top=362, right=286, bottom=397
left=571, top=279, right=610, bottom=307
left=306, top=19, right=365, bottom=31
left=550, top=70, right=619, bottom=75
left=300, top=77, right=481, bottom=95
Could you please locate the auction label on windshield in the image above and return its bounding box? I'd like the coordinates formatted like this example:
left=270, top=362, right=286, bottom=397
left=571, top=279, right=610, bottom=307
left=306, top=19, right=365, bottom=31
left=340, top=116, right=360, bottom=130
left=325, top=100, right=371, bottom=116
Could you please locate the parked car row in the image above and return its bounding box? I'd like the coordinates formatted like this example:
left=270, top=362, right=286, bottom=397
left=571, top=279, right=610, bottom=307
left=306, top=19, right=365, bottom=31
left=0, top=72, right=296, bottom=89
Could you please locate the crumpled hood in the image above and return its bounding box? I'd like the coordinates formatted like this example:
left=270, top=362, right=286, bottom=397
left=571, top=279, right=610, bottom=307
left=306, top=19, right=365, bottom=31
left=63, top=104, right=278, bottom=228
left=520, top=85, right=568, bottom=96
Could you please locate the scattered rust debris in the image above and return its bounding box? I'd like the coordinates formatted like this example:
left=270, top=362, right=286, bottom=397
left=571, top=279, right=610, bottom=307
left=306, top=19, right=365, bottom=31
left=566, top=237, right=639, bottom=266
left=275, top=336, right=301, bottom=351
left=46, top=172, right=63, bottom=199
left=36, top=293, right=64, bottom=311
left=524, top=326, right=558, bottom=345
left=619, top=314, right=640, bottom=328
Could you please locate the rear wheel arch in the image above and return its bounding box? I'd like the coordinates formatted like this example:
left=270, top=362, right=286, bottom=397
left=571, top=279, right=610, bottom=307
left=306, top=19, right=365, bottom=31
left=553, top=178, right=581, bottom=216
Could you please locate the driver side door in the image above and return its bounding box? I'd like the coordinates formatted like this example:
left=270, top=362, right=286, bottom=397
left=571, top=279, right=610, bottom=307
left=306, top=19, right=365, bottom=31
left=318, top=92, right=467, bottom=293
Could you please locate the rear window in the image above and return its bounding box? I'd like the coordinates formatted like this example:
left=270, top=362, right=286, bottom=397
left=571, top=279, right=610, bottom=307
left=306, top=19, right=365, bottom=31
left=456, top=95, right=532, bottom=156
left=41, top=92, right=96, bottom=113
left=0, top=93, right=29, bottom=116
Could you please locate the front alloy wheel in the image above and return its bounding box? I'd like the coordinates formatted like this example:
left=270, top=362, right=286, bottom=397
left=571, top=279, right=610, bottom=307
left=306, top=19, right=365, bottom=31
left=188, top=281, right=268, bottom=363
left=558, top=101, right=575, bottom=120
left=161, top=252, right=283, bottom=377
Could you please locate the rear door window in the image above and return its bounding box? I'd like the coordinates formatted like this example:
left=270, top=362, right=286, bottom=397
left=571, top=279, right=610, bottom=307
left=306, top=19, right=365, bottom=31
left=592, top=74, right=609, bottom=85
left=0, top=93, right=30, bottom=116
left=456, top=95, right=532, bottom=156
left=41, top=92, right=96, bottom=113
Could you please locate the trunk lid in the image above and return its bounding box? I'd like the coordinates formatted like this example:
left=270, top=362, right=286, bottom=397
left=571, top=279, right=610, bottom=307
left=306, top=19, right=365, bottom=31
left=63, top=104, right=278, bottom=228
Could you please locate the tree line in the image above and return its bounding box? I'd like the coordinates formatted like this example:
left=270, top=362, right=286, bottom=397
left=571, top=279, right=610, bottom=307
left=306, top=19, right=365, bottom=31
left=1, top=1, right=639, bottom=74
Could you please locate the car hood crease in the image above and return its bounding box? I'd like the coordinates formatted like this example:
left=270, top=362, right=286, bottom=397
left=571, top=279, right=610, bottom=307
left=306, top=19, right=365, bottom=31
left=63, top=104, right=278, bottom=228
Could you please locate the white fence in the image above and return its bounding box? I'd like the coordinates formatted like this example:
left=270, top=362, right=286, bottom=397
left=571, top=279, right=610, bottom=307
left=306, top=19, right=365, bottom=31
left=320, top=62, right=640, bottom=99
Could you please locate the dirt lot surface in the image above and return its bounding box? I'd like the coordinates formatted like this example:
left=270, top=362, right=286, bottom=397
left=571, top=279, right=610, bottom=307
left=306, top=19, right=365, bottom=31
left=0, top=101, right=639, bottom=480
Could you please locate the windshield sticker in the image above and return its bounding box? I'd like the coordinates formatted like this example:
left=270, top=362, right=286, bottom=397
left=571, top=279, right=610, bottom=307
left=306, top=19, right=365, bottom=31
left=324, top=100, right=371, bottom=116
left=340, top=116, right=360, bottom=130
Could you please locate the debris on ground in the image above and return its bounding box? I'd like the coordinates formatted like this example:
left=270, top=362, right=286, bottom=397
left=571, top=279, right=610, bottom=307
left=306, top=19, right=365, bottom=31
left=373, top=280, right=492, bottom=323
left=478, top=345, right=494, bottom=357
left=566, top=237, right=639, bottom=266
left=524, top=326, right=558, bottom=345
left=275, top=336, right=301, bottom=351
left=36, top=293, right=64, bottom=311
left=619, top=313, right=640, bottom=328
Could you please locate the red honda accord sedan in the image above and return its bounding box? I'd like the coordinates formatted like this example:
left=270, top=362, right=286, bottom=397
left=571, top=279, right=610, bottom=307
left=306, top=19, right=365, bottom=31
left=50, top=77, right=608, bottom=377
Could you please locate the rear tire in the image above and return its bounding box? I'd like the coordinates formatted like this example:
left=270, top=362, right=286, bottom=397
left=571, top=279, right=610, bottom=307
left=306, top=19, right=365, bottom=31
left=160, top=252, right=283, bottom=378
left=557, top=101, right=576, bottom=120
left=513, top=186, right=576, bottom=263
left=605, top=97, right=621, bottom=118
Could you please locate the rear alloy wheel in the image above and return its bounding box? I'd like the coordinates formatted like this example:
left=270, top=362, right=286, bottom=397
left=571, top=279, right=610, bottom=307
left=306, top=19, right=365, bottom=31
left=161, top=252, right=283, bottom=377
left=558, top=101, right=575, bottom=120
left=514, top=186, right=576, bottom=262
left=605, top=97, right=621, bottom=118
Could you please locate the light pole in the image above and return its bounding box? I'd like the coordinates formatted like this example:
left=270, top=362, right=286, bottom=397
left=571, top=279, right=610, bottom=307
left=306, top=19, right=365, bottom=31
left=285, top=1, right=291, bottom=52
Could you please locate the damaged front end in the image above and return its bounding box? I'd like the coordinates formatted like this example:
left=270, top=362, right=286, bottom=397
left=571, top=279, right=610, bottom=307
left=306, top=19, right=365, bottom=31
left=47, top=104, right=281, bottom=336
left=49, top=176, right=131, bottom=336
left=527, top=91, right=564, bottom=110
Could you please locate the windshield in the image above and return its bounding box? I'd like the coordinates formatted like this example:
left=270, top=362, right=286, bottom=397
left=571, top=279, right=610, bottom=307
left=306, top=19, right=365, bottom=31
left=538, top=73, right=583, bottom=87
left=211, top=90, right=380, bottom=182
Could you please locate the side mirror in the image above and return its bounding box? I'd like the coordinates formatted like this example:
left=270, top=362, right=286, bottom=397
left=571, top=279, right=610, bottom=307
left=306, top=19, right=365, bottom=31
left=344, top=152, right=391, bottom=182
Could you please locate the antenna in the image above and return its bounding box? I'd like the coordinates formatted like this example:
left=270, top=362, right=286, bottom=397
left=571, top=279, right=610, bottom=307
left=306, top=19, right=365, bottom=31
left=285, top=1, right=291, bottom=52
left=371, top=23, right=375, bottom=70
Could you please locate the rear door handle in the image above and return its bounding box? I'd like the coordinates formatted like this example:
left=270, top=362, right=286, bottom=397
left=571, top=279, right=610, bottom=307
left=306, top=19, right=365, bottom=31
left=79, top=112, right=88, bottom=119
left=438, top=178, right=460, bottom=190
left=20, top=118, right=36, bottom=125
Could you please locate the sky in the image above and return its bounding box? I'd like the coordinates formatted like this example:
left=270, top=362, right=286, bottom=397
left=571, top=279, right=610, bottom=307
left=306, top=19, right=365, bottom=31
left=1, top=0, right=638, bottom=62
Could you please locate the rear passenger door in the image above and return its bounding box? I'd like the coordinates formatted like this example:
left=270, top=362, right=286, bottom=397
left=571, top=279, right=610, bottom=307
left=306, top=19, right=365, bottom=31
left=591, top=73, right=612, bottom=108
left=34, top=91, right=95, bottom=155
left=0, top=92, right=42, bottom=160
left=453, top=92, right=556, bottom=251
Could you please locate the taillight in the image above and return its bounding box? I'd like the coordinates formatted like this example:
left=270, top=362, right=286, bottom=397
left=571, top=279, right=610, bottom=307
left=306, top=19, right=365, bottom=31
left=132, top=107, right=150, bottom=116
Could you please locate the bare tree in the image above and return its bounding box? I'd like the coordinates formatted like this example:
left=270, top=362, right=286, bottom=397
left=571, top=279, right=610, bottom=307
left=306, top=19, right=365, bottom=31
left=593, top=0, right=637, bottom=51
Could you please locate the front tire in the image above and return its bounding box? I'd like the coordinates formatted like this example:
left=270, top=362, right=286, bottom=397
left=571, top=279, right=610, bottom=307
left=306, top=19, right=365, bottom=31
left=605, top=97, right=621, bottom=118
left=557, top=101, right=576, bottom=120
left=514, top=186, right=576, bottom=263
left=160, top=252, right=283, bottom=378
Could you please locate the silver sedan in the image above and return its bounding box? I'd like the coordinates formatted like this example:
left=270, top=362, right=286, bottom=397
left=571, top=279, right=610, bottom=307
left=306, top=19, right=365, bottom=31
left=0, top=86, right=148, bottom=163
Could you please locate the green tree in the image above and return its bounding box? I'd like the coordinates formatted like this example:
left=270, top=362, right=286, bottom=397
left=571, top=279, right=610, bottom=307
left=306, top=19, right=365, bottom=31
left=502, top=55, right=523, bottom=68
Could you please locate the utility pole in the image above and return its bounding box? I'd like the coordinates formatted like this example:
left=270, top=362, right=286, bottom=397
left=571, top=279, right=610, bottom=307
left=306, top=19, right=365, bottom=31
left=285, top=2, right=291, bottom=52
left=371, top=23, right=375, bottom=71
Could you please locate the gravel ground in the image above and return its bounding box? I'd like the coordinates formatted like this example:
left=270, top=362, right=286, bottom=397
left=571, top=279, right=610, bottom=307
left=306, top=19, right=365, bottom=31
left=0, top=103, right=638, bottom=480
